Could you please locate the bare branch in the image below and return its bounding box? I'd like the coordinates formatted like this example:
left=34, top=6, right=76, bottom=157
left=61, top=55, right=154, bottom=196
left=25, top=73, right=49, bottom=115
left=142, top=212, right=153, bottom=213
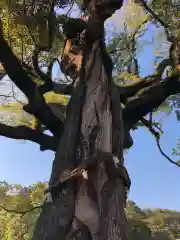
left=0, top=204, right=43, bottom=215
left=156, top=139, right=180, bottom=167
left=22, top=62, right=38, bottom=79
left=32, top=53, right=72, bottom=95
left=0, top=123, right=58, bottom=151
left=39, top=81, right=73, bottom=95
left=141, top=118, right=180, bottom=168
left=156, top=58, right=172, bottom=76
left=124, top=72, right=180, bottom=128
left=108, top=18, right=148, bottom=55
left=118, top=56, right=176, bottom=102
left=52, top=82, right=73, bottom=94
left=119, top=75, right=158, bottom=101
left=0, top=26, right=63, bottom=135
left=140, top=0, right=169, bottom=30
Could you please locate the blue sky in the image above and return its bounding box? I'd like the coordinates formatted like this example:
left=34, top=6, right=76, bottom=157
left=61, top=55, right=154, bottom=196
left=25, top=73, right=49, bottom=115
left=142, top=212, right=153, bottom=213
left=0, top=4, right=180, bottom=211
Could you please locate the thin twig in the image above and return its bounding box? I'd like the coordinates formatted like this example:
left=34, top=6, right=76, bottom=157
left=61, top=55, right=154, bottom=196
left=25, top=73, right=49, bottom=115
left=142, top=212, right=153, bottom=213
left=155, top=139, right=180, bottom=168
left=108, top=19, right=148, bottom=54
left=11, top=84, right=24, bottom=105
left=141, top=118, right=180, bottom=167
left=140, top=0, right=169, bottom=30
left=66, top=2, right=74, bottom=16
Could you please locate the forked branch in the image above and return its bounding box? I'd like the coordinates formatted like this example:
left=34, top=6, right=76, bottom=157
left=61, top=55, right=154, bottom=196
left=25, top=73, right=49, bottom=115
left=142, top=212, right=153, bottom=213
left=0, top=21, right=64, bottom=135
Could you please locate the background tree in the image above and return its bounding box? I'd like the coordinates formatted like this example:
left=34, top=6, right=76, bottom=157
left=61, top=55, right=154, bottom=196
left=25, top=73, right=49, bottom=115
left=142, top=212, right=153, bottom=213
left=0, top=0, right=180, bottom=239
left=0, top=183, right=180, bottom=240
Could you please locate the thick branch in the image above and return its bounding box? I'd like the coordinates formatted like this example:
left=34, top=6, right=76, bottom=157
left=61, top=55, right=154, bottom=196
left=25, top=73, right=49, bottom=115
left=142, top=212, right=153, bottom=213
left=118, top=55, right=175, bottom=102
left=0, top=123, right=58, bottom=151
left=118, top=56, right=177, bottom=104
left=38, top=82, right=73, bottom=95
left=22, top=62, right=38, bottom=79
left=119, top=75, right=158, bottom=101
left=156, top=58, right=172, bottom=76
left=0, top=32, right=63, bottom=135
left=83, top=0, right=123, bottom=19
left=124, top=72, right=180, bottom=128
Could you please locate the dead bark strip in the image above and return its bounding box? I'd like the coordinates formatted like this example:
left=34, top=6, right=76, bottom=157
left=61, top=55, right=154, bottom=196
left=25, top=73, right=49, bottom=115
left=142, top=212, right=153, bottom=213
left=71, top=39, right=129, bottom=239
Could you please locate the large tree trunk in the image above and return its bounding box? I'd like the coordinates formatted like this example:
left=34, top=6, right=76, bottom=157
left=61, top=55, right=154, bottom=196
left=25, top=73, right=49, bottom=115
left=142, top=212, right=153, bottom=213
left=32, top=1, right=130, bottom=239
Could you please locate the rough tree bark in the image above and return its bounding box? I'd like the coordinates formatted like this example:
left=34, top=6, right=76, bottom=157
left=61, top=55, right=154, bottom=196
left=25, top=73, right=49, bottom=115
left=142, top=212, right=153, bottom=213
left=32, top=1, right=130, bottom=239
left=0, top=0, right=179, bottom=239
